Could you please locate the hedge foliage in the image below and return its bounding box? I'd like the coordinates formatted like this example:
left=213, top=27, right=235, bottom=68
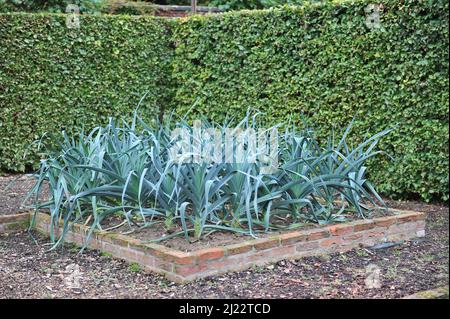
left=0, top=13, right=173, bottom=172
left=0, top=0, right=448, bottom=202
left=171, top=0, right=449, bottom=201
left=0, top=0, right=108, bottom=13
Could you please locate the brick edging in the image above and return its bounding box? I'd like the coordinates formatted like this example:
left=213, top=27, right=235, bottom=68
left=402, top=285, right=449, bottom=299
left=32, top=209, right=426, bottom=283
left=0, top=212, right=31, bottom=234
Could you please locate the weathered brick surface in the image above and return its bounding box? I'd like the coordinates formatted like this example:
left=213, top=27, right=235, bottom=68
left=327, top=224, right=354, bottom=236
left=226, top=242, right=254, bottom=255
left=31, top=210, right=426, bottom=283
left=396, top=211, right=426, bottom=222
left=352, top=220, right=375, bottom=232
left=166, top=251, right=196, bottom=265
left=154, top=257, right=175, bottom=273
left=343, top=232, right=364, bottom=242
left=175, top=263, right=209, bottom=277
left=264, top=245, right=296, bottom=258
left=0, top=212, right=30, bottom=224
left=279, top=232, right=308, bottom=245
left=0, top=212, right=31, bottom=234
left=320, top=236, right=343, bottom=248
left=195, top=247, right=225, bottom=261
left=416, top=220, right=426, bottom=229
left=362, top=229, right=387, bottom=246
left=374, top=216, right=397, bottom=227
left=305, top=228, right=330, bottom=240
left=252, top=237, right=280, bottom=250
left=295, top=240, right=320, bottom=252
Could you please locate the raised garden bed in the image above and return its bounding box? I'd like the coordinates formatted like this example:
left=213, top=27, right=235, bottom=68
left=0, top=115, right=430, bottom=284
left=1, top=209, right=426, bottom=283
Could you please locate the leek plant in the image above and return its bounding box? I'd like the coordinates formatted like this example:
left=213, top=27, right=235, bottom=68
left=27, top=111, right=391, bottom=249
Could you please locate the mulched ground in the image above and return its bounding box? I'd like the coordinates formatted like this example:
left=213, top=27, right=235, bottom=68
left=0, top=192, right=448, bottom=298
left=0, top=173, right=49, bottom=215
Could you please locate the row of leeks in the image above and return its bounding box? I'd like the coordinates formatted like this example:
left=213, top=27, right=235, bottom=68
left=26, top=112, right=391, bottom=249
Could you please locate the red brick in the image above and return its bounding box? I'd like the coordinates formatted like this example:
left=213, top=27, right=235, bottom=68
left=396, top=212, right=425, bottom=223
left=34, top=213, right=51, bottom=224
left=0, top=213, right=30, bottom=224
left=386, top=223, right=401, bottom=234
left=135, top=252, right=155, bottom=267
left=119, top=247, right=138, bottom=261
left=295, top=241, right=320, bottom=252
left=94, top=232, right=108, bottom=243
left=1, top=221, right=27, bottom=232
left=319, top=237, right=343, bottom=248
left=353, top=220, right=375, bottom=232
left=327, top=224, right=353, bottom=236
left=174, top=264, right=207, bottom=277
left=246, top=250, right=270, bottom=262
left=252, top=237, right=280, bottom=250
left=386, top=232, right=408, bottom=242
left=239, top=246, right=294, bottom=265
left=154, top=257, right=174, bottom=272
left=226, top=242, right=253, bottom=255
left=126, top=238, right=142, bottom=249
left=142, top=243, right=174, bottom=258
left=362, top=230, right=387, bottom=246
left=343, top=233, right=364, bottom=241
left=305, top=229, right=330, bottom=240
left=374, top=216, right=397, bottom=227
left=279, top=232, right=308, bottom=245
left=110, top=234, right=130, bottom=247
left=205, top=259, right=235, bottom=272
left=195, top=247, right=225, bottom=261
left=89, top=238, right=102, bottom=250
left=166, top=251, right=196, bottom=265
left=416, top=213, right=426, bottom=220
left=265, top=245, right=296, bottom=258
left=364, top=230, right=385, bottom=239
left=388, top=222, right=416, bottom=234
left=102, top=241, right=118, bottom=255
left=72, top=231, right=84, bottom=244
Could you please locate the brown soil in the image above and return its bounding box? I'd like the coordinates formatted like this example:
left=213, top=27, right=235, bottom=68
left=0, top=201, right=447, bottom=299
left=0, top=174, right=49, bottom=215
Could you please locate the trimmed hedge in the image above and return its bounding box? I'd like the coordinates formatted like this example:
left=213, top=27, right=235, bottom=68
left=0, top=13, right=173, bottom=171
left=0, top=0, right=448, bottom=201
left=171, top=0, right=449, bottom=201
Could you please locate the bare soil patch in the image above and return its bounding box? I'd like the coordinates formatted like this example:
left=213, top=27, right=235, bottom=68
left=0, top=174, right=48, bottom=215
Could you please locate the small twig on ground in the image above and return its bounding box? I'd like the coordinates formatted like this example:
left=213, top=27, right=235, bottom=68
left=84, top=215, right=92, bottom=226
left=102, top=220, right=127, bottom=232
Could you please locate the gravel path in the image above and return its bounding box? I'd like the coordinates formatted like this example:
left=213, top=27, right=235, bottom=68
left=1, top=202, right=447, bottom=299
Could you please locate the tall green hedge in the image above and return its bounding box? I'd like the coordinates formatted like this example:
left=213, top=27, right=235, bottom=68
left=0, top=0, right=448, bottom=201
left=0, top=13, right=173, bottom=171
left=171, top=0, right=449, bottom=201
